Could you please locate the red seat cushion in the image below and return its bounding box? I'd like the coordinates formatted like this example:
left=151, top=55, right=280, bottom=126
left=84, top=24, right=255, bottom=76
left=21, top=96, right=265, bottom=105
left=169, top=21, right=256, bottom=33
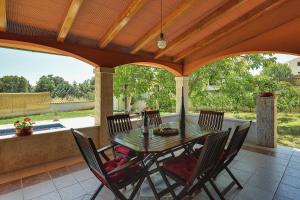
left=162, top=155, right=197, bottom=181
left=114, top=145, right=136, bottom=157
left=104, top=157, right=143, bottom=184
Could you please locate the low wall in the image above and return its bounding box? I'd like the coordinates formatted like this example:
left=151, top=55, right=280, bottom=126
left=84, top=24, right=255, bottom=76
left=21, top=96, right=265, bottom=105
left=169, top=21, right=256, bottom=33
left=50, top=101, right=94, bottom=112
left=186, top=114, right=257, bottom=145
left=0, top=126, right=99, bottom=174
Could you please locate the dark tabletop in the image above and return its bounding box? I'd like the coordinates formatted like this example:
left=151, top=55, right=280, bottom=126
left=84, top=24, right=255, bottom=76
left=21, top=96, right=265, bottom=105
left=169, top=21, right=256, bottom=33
left=111, top=121, right=214, bottom=153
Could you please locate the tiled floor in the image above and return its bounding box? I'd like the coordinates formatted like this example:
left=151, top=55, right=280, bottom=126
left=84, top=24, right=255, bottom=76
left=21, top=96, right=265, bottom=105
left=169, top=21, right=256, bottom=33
left=1, top=145, right=300, bottom=200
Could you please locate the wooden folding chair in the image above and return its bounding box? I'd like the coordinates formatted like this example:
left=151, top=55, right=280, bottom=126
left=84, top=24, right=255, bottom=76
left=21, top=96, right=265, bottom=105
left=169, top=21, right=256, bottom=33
left=71, top=129, right=147, bottom=200
left=209, top=122, right=252, bottom=199
left=106, top=114, right=136, bottom=158
left=143, top=110, right=162, bottom=127
left=156, top=129, right=230, bottom=200
left=198, top=110, right=224, bottom=130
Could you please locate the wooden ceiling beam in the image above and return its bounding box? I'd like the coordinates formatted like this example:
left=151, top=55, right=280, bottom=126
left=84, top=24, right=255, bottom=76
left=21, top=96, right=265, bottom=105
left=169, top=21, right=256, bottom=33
left=100, top=0, right=147, bottom=48
left=154, top=0, right=245, bottom=59
left=174, top=0, right=286, bottom=62
left=0, top=0, right=6, bottom=32
left=130, top=0, right=198, bottom=54
left=0, top=31, right=182, bottom=75
left=57, top=0, right=83, bottom=42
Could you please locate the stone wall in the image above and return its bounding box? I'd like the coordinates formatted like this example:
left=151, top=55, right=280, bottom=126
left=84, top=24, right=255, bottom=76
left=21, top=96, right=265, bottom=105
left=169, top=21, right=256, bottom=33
left=0, top=126, right=98, bottom=174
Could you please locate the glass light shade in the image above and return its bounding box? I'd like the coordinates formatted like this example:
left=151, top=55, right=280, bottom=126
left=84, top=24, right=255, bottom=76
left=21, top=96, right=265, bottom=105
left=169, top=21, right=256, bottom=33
left=157, top=33, right=167, bottom=49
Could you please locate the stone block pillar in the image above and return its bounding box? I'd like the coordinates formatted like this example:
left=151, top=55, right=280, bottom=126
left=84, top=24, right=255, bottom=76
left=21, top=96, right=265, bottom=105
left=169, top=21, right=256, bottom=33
left=94, top=67, right=114, bottom=147
left=256, top=95, right=277, bottom=148
left=175, top=76, right=189, bottom=113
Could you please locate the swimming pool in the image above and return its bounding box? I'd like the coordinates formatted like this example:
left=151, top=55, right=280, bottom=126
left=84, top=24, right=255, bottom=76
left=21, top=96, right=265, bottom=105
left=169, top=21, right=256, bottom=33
left=0, top=123, right=66, bottom=136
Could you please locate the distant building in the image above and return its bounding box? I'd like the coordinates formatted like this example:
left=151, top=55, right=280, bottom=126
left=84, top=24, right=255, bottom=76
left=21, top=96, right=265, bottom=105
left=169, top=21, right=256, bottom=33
left=288, top=57, right=300, bottom=76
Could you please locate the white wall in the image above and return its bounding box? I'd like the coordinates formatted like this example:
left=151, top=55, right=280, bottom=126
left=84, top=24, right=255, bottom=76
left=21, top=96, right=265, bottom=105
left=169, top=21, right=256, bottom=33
left=288, top=57, right=300, bottom=75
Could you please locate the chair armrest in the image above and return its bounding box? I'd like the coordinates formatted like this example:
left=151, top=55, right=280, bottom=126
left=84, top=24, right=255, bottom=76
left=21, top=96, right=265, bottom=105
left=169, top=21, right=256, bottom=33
left=97, top=144, right=115, bottom=161
left=107, top=156, right=143, bottom=176
left=97, top=144, right=115, bottom=153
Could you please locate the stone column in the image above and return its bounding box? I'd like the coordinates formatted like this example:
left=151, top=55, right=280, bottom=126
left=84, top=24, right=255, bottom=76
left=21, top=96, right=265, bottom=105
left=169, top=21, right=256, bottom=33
left=94, top=67, right=114, bottom=146
left=175, top=76, right=189, bottom=113
left=256, top=95, right=277, bottom=148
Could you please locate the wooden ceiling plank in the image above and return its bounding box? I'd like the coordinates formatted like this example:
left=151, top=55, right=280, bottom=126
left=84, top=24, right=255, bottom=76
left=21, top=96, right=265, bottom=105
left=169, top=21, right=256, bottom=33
left=0, top=0, right=6, bottom=32
left=154, top=0, right=246, bottom=59
left=174, top=0, right=286, bottom=62
left=130, top=0, right=198, bottom=54
left=57, top=0, right=84, bottom=42
left=100, top=0, right=147, bottom=48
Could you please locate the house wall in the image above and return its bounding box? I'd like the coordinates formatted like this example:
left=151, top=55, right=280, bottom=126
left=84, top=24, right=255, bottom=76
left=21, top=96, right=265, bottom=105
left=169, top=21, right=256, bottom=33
left=288, top=57, right=300, bottom=76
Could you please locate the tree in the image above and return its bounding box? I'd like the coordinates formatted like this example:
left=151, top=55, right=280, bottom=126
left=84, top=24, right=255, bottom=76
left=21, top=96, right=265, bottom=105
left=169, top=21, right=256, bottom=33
left=113, top=64, right=176, bottom=112
left=261, top=62, right=293, bottom=81
left=0, top=75, right=31, bottom=93
left=35, top=75, right=68, bottom=97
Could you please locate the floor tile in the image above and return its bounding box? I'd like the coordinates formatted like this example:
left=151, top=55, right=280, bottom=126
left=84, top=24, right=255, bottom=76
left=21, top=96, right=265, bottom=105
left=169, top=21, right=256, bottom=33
left=285, top=167, right=300, bottom=178
left=71, top=168, right=94, bottom=182
left=247, top=174, right=280, bottom=193
left=281, top=175, right=300, bottom=189
left=50, top=167, right=77, bottom=189
left=287, top=161, right=300, bottom=170
left=275, top=183, right=300, bottom=200
left=79, top=177, right=101, bottom=193
left=58, top=183, right=86, bottom=200
left=30, top=191, right=61, bottom=200
left=22, top=173, right=56, bottom=200
left=233, top=185, right=274, bottom=200
left=0, top=190, right=23, bottom=200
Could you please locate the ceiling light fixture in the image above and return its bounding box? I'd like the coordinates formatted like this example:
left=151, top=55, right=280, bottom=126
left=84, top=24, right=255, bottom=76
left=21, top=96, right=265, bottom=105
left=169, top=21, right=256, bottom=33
left=157, top=0, right=167, bottom=49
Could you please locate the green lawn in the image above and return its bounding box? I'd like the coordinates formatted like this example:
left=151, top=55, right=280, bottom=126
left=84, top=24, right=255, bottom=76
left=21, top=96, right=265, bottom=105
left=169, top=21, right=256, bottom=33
left=225, top=112, right=300, bottom=149
left=1, top=109, right=299, bottom=149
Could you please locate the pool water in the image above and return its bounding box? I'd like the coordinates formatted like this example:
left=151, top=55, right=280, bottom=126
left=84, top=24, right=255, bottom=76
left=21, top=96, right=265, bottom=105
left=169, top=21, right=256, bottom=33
left=0, top=123, right=65, bottom=136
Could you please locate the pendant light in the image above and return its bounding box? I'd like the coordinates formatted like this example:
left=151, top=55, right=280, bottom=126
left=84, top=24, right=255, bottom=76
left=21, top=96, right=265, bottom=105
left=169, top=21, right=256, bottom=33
left=157, top=0, right=167, bottom=49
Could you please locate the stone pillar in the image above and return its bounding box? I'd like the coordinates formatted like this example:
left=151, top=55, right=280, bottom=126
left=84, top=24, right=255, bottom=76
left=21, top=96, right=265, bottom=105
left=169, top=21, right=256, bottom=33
left=94, top=67, right=114, bottom=146
left=175, top=76, right=189, bottom=113
left=256, top=95, right=277, bottom=148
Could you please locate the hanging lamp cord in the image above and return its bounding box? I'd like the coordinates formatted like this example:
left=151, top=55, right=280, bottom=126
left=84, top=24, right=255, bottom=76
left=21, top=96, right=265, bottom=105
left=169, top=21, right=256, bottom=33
left=160, top=0, right=163, bottom=35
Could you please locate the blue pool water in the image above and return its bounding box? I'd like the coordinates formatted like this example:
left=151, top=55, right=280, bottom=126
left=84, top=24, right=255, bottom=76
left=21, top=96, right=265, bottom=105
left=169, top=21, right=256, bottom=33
left=0, top=123, right=65, bottom=136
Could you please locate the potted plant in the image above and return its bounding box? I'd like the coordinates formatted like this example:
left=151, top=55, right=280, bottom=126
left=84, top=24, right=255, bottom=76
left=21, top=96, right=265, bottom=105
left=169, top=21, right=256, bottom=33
left=14, top=117, right=34, bottom=136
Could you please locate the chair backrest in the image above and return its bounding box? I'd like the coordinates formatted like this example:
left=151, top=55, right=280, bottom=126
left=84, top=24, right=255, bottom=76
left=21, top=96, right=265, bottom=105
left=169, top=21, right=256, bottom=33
left=106, top=114, right=132, bottom=137
left=188, top=129, right=230, bottom=185
left=198, top=110, right=224, bottom=130
left=223, top=121, right=251, bottom=162
left=143, top=110, right=162, bottom=127
left=71, top=129, right=109, bottom=185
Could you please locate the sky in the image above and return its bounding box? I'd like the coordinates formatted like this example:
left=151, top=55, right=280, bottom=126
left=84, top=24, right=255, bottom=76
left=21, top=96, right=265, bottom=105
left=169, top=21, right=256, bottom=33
left=0, top=47, right=299, bottom=85
left=0, top=47, right=94, bottom=85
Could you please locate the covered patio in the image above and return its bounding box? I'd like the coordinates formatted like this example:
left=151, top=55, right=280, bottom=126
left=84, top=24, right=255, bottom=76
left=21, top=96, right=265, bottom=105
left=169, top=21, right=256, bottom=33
left=1, top=0, right=300, bottom=199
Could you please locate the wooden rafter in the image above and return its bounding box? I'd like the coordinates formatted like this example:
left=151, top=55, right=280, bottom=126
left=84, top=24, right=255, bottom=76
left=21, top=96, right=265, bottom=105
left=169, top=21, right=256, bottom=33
left=0, top=0, right=6, bottom=32
left=130, top=0, right=198, bottom=54
left=100, top=0, right=146, bottom=48
left=57, top=0, right=83, bottom=42
left=154, top=0, right=245, bottom=59
left=174, top=0, right=286, bottom=62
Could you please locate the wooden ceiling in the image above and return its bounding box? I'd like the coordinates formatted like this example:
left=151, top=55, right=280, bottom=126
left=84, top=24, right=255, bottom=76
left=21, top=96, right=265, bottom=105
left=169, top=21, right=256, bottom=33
left=1, top=0, right=300, bottom=75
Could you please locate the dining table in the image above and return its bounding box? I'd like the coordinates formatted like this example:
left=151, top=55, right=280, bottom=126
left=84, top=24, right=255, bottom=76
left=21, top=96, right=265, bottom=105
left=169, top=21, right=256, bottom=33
left=111, top=121, right=215, bottom=199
